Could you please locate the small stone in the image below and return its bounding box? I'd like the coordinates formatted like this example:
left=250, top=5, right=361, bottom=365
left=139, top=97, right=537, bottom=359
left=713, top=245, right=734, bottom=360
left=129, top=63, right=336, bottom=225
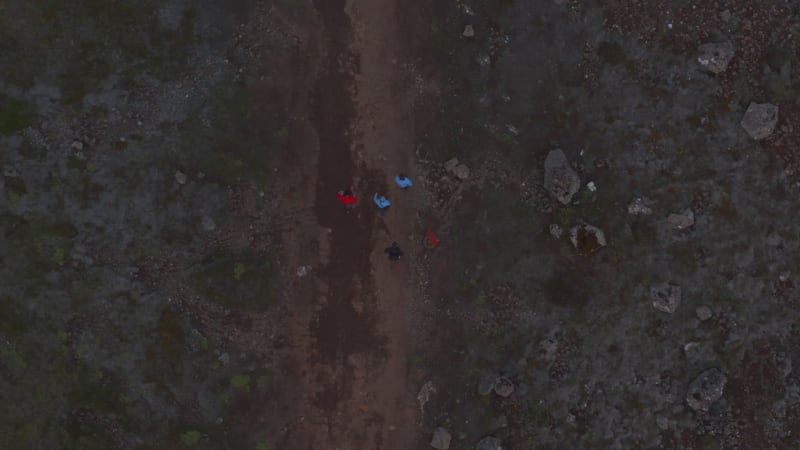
left=741, top=102, right=779, bottom=140
left=667, top=209, right=694, bottom=229
left=656, top=416, right=670, bottom=430
left=696, top=305, right=713, bottom=321
left=544, top=149, right=580, bottom=204
left=218, top=352, right=230, bottom=365
left=417, top=381, right=436, bottom=414
left=697, top=42, right=735, bottom=74
left=549, top=224, right=563, bottom=239
left=627, top=197, right=652, bottom=215
left=175, top=170, right=188, bottom=185
left=686, top=368, right=727, bottom=411
left=296, top=265, right=312, bottom=277
left=586, top=181, right=597, bottom=192
left=476, top=436, right=504, bottom=450
left=477, top=373, right=497, bottom=396
left=430, top=427, right=452, bottom=449
left=453, top=164, right=470, bottom=180
left=201, top=215, right=216, bottom=231
left=71, top=140, right=84, bottom=151
left=444, top=158, right=460, bottom=172
left=766, top=232, right=782, bottom=247
left=569, top=224, right=607, bottom=255
left=493, top=376, right=514, bottom=398
left=650, top=283, right=681, bottom=314
left=463, top=25, right=475, bottom=37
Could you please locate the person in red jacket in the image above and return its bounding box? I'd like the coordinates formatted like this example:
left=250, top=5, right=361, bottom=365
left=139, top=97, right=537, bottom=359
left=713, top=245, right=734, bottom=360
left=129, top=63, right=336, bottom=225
left=337, top=190, right=357, bottom=209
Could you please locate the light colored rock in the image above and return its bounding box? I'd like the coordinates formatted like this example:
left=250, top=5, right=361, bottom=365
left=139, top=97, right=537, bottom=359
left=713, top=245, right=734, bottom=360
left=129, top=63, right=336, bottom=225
left=175, top=170, right=188, bottom=185
left=741, top=102, right=779, bottom=140
left=430, top=427, right=452, bottom=449
left=453, top=164, right=470, bottom=180
left=478, top=373, right=497, bottom=396
left=586, top=181, right=597, bottom=192
left=696, top=305, right=713, bottom=321
left=201, top=215, right=216, bottom=231
left=628, top=197, right=652, bottom=215
left=697, top=42, right=735, bottom=74
left=686, top=368, right=727, bottom=411
left=650, top=283, right=681, bottom=314
left=549, top=224, right=563, bottom=239
left=544, top=149, right=580, bottom=204
left=417, top=381, right=436, bottom=414
left=476, top=436, right=504, bottom=450
left=463, top=25, right=475, bottom=37
left=569, top=223, right=607, bottom=255
left=296, top=265, right=312, bottom=277
left=667, top=209, right=694, bottom=229
left=444, top=158, right=460, bottom=172
left=71, top=140, right=84, bottom=151
left=493, top=377, right=514, bottom=397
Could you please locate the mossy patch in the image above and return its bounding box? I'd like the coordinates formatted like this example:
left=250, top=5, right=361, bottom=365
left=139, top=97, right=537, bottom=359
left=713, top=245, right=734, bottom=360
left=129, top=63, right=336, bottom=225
left=0, top=95, right=35, bottom=135
left=188, top=249, right=280, bottom=311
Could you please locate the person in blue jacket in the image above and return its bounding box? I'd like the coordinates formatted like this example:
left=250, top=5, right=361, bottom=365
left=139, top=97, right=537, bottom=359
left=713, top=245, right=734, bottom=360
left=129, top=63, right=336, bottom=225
left=394, top=174, right=413, bottom=189
left=373, top=193, right=391, bottom=209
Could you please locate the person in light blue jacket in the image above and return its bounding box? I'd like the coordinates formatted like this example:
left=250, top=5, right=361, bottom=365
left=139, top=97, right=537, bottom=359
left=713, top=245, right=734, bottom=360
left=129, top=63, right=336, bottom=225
left=394, top=174, right=413, bottom=189
left=373, top=193, right=391, bottom=209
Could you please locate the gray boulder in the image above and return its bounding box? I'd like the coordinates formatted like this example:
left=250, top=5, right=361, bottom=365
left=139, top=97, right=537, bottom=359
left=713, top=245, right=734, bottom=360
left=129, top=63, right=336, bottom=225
left=493, top=376, right=514, bottom=398
left=476, top=436, right=504, bottom=450
left=544, top=149, right=580, bottom=204
left=741, top=102, right=778, bottom=140
left=478, top=373, right=497, bottom=396
left=686, top=368, right=727, bottom=411
left=430, top=427, right=452, bottom=449
left=651, top=283, right=681, bottom=314
left=697, top=42, right=735, bottom=74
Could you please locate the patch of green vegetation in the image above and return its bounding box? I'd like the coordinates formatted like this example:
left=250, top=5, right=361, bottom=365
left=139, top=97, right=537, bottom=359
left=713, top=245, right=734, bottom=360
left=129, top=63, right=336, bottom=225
left=476, top=291, right=488, bottom=309
left=0, top=95, right=35, bottom=135
left=256, top=373, right=271, bottom=392
left=68, top=155, right=88, bottom=171
left=0, top=296, right=33, bottom=340
left=597, top=41, right=626, bottom=65
left=273, top=127, right=289, bottom=138
left=0, top=342, right=27, bottom=369
left=180, top=430, right=201, bottom=446
left=555, top=207, right=578, bottom=227
left=712, top=199, right=741, bottom=223
left=191, top=329, right=209, bottom=351
left=257, top=442, right=273, bottom=450
left=4, top=176, right=27, bottom=200
left=491, top=130, right=514, bottom=144
left=233, top=263, right=246, bottom=280
left=51, top=247, right=66, bottom=263
left=231, top=374, right=251, bottom=391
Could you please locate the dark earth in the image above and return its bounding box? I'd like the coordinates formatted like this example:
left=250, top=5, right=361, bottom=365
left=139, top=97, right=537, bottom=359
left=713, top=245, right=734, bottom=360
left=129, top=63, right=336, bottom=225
left=3, top=1, right=800, bottom=449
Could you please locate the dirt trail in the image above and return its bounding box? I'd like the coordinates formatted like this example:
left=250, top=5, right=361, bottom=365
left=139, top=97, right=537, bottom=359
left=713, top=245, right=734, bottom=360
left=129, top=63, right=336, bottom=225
left=274, top=0, right=418, bottom=449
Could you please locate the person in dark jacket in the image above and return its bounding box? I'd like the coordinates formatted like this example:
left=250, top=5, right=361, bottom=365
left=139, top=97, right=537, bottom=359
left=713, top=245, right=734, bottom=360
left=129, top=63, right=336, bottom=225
left=384, top=242, right=403, bottom=261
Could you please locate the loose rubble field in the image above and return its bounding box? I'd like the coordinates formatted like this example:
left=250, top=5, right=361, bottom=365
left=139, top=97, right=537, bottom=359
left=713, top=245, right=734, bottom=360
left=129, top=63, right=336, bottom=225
left=408, top=1, right=800, bottom=449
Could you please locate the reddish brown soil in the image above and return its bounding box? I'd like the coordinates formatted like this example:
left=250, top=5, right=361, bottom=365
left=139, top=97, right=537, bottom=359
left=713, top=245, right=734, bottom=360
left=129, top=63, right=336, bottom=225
left=272, top=0, right=420, bottom=448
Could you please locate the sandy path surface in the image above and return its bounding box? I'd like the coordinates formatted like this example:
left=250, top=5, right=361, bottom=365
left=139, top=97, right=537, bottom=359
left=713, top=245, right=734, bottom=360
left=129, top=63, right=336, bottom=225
left=274, top=0, right=419, bottom=448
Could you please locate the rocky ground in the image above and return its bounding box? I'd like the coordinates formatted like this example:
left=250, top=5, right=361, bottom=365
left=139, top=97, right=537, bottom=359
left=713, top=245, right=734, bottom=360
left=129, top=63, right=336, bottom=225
left=4, top=1, right=800, bottom=450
